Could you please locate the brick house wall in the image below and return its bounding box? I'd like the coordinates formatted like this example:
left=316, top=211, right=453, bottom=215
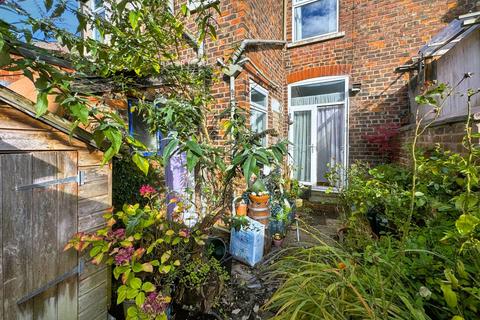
left=179, top=0, right=477, bottom=169
left=285, top=0, right=478, bottom=163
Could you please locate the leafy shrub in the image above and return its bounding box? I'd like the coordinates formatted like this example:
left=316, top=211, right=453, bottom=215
left=264, top=228, right=429, bottom=320
left=266, top=143, right=480, bottom=319
left=112, top=155, right=165, bottom=210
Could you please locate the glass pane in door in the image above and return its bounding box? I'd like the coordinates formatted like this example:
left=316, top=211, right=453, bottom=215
left=293, top=111, right=311, bottom=182
left=316, top=105, right=344, bottom=186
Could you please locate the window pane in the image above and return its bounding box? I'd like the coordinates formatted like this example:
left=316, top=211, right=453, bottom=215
left=250, top=109, right=267, bottom=145
left=293, top=111, right=311, bottom=182
left=251, top=88, right=267, bottom=108
left=291, top=79, right=345, bottom=106
left=294, top=0, right=337, bottom=41
left=131, top=111, right=157, bottom=152
left=93, top=0, right=103, bottom=10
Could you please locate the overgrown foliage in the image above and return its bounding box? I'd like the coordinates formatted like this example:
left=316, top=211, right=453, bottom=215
left=265, top=83, right=480, bottom=319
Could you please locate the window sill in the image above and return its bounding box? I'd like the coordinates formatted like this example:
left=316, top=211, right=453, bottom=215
left=287, top=31, right=345, bottom=48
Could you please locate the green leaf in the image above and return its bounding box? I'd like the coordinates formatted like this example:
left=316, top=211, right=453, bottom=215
left=129, top=11, right=140, bottom=30
left=35, top=92, right=49, bottom=117
left=129, top=277, right=142, bottom=290
left=161, top=250, right=171, bottom=264
left=69, top=103, right=89, bottom=125
left=141, top=282, right=156, bottom=292
left=440, top=284, right=458, bottom=308
left=186, top=140, right=204, bottom=156
left=186, top=150, right=199, bottom=172
left=242, top=155, right=256, bottom=184
left=45, top=0, right=53, bottom=11
left=132, top=262, right=143, bottom=273
left=135, top=291, right=145, bottom=307
left=163, top=138, right=179, bottom=160
left=127, top=306, right=138, bottom=317
left=126, top=287, right=139, bottom=299
left=132, top=153, right=149, bottom=175
left=117, top=285, right=127, bottom=304
left=455, top=214, right=480, bottom=236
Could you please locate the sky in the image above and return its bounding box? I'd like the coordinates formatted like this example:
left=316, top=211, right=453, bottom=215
left=0, top=0, right=80, bottom=39
left=297, top=0, right=337, bottom=39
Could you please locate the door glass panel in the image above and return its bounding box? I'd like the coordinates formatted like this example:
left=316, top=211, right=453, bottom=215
left=316, top=105, right=344, bottom=186
left=293, top=111, right=311, bottom=182
left=291, top=80, right=345, bottom=106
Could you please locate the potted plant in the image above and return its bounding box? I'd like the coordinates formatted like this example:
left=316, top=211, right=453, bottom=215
left=248, top=178, right=270, bottom=206
left=273, top=233, right=284, bottom=247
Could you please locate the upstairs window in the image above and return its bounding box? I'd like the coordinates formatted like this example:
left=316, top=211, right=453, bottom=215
left=187, top=0, right=218, bottom=12
left=250, top=82, right=268, bottom=146
left=91, top=0, right=105, bottom=42
left=293, top=0, right=338, bottom=42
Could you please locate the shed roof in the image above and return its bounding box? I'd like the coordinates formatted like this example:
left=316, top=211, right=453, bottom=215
left=420, top=12, right=480, bottom=58
left=0, top=84, right=98, bottom=148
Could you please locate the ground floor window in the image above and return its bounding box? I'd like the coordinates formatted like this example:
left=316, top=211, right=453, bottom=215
left=249, top=81, right=268, bottom=146
left=289, top=77, right=348, bottom=189
left=128, top=100, right=160, bottom=155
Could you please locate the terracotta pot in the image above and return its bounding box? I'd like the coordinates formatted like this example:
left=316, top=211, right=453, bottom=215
left=273, top=238, right=284, bottom=247
left=248, top=206, right=270, bottom=226
left=236, top=203, right=248, bottom=216
left=248, top=194, right=270, bottom=207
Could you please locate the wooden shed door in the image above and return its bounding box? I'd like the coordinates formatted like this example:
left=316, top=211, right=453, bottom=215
left=0, top=151, right=79, bottom=320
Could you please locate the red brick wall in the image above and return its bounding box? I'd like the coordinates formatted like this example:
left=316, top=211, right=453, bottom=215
left=178, top=0, right=477, bottom=164
left=285, top=0, right=477, bottom=164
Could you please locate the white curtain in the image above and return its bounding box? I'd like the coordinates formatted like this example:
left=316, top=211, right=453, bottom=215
left=317, top=105, right=344, bottom=185
left=294, top=5, right=302, bottom=41
left=291, top=92, right=344, bottom=107
left=293, top=111, right=311, bottom=182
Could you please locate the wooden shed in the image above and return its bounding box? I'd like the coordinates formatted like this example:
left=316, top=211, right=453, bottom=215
left=0, top=85, right=112, bottom=319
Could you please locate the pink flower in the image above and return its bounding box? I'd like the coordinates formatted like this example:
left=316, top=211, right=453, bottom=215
left=107, top=228, right=125, bottom=240
left=140, top=185, right=156, bottom=197
left=142, top=292, right=169, bottom=316
left=114, top=246, right=134, bottom=265
left=178, top=229, right=190, bottom=238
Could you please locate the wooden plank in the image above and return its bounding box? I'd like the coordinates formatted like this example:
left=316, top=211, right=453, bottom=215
left=78, top=295, right=108, bottom=320
left=78, top=281, right=107, bottom=313
left=2, top=153, right=34, bottom=319
left=80, top=166, right=110, bottom=184
left=79, top=256, right=107, bottom=282
left=79, top=268, right=108, bottom=296
left=79, top=178, right=109, bottom=199
left=78, top=150, right=105, bottom=167
left=32, top=152, right=59, bottom=320
left=56, top=151, right=78, bottom=320
left=0, top=107, right=53, bottom=131
left=0, top=152, right=3, bottom=319
left=0, top=129, right=86, bottom=152
left=78, top=194, right=111, bottom=218
left=78, top=210, right=110, bottom=233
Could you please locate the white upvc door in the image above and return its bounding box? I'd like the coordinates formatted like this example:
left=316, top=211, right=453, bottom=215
left=289, top=76, right=349, bottom=190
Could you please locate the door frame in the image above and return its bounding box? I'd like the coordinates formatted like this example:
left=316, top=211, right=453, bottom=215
left=288, top=75, right=350, bottom=191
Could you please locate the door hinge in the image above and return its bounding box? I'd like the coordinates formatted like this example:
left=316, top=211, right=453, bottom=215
left=17, top=260, right=84, bottom=305
left=15, top=171, right=85, bottom=191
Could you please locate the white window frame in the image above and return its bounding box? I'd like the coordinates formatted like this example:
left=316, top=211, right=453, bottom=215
left=292, top=0, right=340, bottom=43
left=288, top=75, right=349, bottom=191
left=91, top=0, right=105, bottom=42
left=249, top=81, right=269, bottom=145
left=187, top=0, right=219, bottom=12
